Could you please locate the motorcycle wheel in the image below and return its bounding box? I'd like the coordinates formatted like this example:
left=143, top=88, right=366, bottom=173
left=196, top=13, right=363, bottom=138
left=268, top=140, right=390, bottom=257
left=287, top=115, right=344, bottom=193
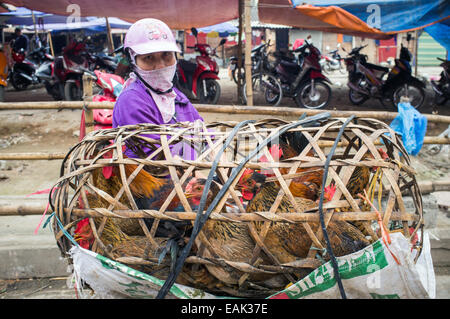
left=242, top=73, right=282, bottom=106
left=198, top=78, right=221, bottom=104
left=232, top=67, right=245, bottom=84
left=64, top=80, right=83, bottom=101
left=392, top=83, right=425, bottom=110
left=11, top=72, right=29, bottom=91
left=294, top=80, right=331, bottom=109
left=348, top=88, right=368, bottom=105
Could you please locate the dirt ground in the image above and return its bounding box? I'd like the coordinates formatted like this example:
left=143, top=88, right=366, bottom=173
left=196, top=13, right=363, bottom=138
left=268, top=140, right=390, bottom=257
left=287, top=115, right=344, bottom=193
left=0, top=69, right=449, bottom=197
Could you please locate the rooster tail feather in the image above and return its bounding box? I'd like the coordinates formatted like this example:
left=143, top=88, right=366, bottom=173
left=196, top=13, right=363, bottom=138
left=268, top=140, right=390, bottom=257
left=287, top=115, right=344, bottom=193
left=123, top=164, right=165, bottom=198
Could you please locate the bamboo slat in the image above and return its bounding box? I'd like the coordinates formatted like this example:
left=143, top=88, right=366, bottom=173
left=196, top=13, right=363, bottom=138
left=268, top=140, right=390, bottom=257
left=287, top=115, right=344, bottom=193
left=1, top=101, right=450, bottom=124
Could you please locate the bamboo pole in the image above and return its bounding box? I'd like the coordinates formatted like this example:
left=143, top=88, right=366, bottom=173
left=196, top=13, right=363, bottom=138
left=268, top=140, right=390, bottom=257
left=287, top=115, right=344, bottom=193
left=0, top=205, right=418, bottom=221
left=105, top=17, right=114, bottom=54
left=237, top=0, right=243, bottom=104
left=1, top=179, right=449, bottom=217
left=82, top=74, right=94, bottom=135
left=244, top=0, right=253, bottom=106
left=0, top=152, right=66, bottom=160
left=47, top=32, right=55, bottom=57
left=1, top=102, right=450, bottom=125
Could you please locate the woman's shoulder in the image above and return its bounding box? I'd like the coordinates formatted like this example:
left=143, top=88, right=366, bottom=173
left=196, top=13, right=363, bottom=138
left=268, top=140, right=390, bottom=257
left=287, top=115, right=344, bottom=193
left=173, top=87, right=190, bottom=105
left=116, top=80, right=149, bottom=104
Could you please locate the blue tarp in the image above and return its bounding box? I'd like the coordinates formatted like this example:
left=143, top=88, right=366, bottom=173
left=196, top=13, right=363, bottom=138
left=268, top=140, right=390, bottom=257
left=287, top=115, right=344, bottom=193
left=0, top=7, right=131, bottom=33
left=291, top=0, right=450, bottom=33
left=197, top=21, right=238, bottom=37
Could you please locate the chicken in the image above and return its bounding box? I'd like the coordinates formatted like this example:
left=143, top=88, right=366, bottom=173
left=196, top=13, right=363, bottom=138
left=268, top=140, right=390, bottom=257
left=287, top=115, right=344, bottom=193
left=245, top=171, right=370, bottom=267
left=86, top=163, right=192, bottom=239
left=238, top=142, right=324, bottom=201
left=72, top=211, right=218, bottom=290
left=183, top=177, right=278, bottom=290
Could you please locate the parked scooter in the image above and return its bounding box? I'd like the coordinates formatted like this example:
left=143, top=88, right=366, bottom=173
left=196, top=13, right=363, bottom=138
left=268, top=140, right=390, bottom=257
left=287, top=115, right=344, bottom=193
left=55, top=40, right=91, bottom=101
left=344, top=37, right=426, bottom=109
left=320, top=43, right=345, bottom=74
left=0, top=47, right=7, bottom=101
left=430, top=57, right=450, bottom=106
left=175, top=28, right=225, bottom=104
left=79, top=69, right=124, bottom=139
left=272, top=36, right=332, bottom=109
left=228, top=43, right=266, bottom=84
left=27, top=46, right=54, bottom=66
left=35, top=58, right=65, bottom=101
left=9, top=48, right=40, bottom=91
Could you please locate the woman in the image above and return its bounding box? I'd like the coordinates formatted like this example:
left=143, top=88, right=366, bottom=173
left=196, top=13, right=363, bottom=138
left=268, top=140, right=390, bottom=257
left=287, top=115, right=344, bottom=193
left=113, top=18, right=203, bottom=159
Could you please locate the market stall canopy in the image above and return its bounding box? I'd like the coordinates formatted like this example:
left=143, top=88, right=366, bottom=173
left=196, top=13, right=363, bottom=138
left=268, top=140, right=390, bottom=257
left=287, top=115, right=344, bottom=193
left=22, top=17, right=131, bottom=33
left=259, top=0, right=450, bottom=39
left=2, top=0, right=239, bottom=29
left=0, top=7, right=90, bottom=26
left=197, top=21, right=238, bottom=37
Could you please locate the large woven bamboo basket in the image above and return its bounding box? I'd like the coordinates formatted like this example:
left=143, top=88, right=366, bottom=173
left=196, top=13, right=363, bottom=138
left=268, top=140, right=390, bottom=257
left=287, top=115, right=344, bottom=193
left=51, top=114, right=424, bottom=298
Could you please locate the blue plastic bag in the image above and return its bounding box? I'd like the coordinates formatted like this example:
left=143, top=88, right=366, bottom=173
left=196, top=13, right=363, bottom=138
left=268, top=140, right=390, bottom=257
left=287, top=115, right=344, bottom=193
left=390, top=102, right=427, bottom=155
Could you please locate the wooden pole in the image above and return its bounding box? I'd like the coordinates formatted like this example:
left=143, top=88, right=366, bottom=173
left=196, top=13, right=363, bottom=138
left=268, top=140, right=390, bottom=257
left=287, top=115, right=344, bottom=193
left=237, top=0, right=243, bottom=104
left=82, top=74, right=94, bottom=135
left=0, top=152, right=66, bottom=160
left=1, top=102, right=450, bottom=124
left=105, top=17, right=114, bottom=54
left=47, top=31, right=55, bottom=57
left=414, top=30, right=419, bottom=77
left=244, top=0, right=253, bottom=106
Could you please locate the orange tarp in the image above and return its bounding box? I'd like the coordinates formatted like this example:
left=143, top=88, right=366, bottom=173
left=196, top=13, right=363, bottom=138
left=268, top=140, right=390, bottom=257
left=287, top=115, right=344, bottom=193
left=259, top=0, right=392, bottom=39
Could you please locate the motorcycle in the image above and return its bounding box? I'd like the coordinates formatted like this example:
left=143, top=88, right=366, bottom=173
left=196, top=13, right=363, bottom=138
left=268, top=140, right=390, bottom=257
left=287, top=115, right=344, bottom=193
left=320, top=43, right=345, bottom=74
left=175, top=27, right=225, bottom=104
left=344, top=40, right=426, bottom=109
left=9, top=48, right=40, bottom=91
left=272, top=36, right=332, bottom=109
left=79, top=68, right=124, bottom=139
left=430, top=57, right=450, bottom=106
left=27, top=46, right=54, bottom=66
left=55, top=40, right=91, bottom=101
left=35, top=58, right=65, bottom=101
left=241, top=40, right=283, bottom=106
left=228, top=43, right=266, bottom=84
left=0, top=48, right=7, bottom=101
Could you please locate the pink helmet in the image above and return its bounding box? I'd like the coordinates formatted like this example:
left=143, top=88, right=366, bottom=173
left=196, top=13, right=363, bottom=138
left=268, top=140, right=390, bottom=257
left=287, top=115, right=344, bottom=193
left=124, top=18, right=181, bottom=56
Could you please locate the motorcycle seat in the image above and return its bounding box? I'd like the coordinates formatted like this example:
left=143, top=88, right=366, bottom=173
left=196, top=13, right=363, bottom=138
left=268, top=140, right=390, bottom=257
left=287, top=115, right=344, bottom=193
left=280, top=59, right=299, bottom=69
left=364, top=62, right=389, bottom=73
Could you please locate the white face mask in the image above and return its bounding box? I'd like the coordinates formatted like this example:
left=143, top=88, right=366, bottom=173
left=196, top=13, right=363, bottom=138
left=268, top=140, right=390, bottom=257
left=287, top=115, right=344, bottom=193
left=134, top=62, right=177, bottom=92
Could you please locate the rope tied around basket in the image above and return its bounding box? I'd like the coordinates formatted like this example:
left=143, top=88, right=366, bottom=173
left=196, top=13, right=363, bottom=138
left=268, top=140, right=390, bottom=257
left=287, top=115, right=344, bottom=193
left=156, top=112, right=331, bottom=299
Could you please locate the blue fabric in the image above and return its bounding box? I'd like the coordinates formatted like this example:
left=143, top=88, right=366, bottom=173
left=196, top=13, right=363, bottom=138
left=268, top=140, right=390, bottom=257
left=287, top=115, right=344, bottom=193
left=389, top=102, right=427, bottom=156
left=198, top=21, right=238, bottom=36
left=291, top=0, right=450, bottom=33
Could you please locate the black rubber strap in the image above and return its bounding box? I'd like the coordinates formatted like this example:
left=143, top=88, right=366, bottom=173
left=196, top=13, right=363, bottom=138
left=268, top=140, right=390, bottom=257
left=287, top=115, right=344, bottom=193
left=156, top=112, right=331, bottom=299
left=317, top=115, right=356, bottom=299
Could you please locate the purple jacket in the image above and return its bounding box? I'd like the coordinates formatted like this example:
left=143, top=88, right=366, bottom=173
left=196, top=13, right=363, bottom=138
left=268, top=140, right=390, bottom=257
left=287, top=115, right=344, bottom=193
left=113, top=79, right=203, bottom=159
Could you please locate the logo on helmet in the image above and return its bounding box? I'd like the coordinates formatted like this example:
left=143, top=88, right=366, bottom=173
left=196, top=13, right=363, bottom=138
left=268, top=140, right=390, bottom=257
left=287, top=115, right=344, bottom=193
left=146, top=23, right=168, bottom=41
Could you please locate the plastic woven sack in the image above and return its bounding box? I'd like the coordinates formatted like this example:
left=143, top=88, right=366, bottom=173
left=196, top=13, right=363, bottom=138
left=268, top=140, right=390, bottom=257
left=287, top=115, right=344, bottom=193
left=68, top=232, right=434, bottom=299
left=268, top=232, right=435, bottom=299
left=390, top=102, right=427, bottom=155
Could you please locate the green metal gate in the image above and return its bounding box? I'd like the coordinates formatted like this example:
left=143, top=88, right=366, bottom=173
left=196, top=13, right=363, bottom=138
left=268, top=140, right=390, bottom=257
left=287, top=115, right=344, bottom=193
left=417, top=31, right=447, bottom=66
